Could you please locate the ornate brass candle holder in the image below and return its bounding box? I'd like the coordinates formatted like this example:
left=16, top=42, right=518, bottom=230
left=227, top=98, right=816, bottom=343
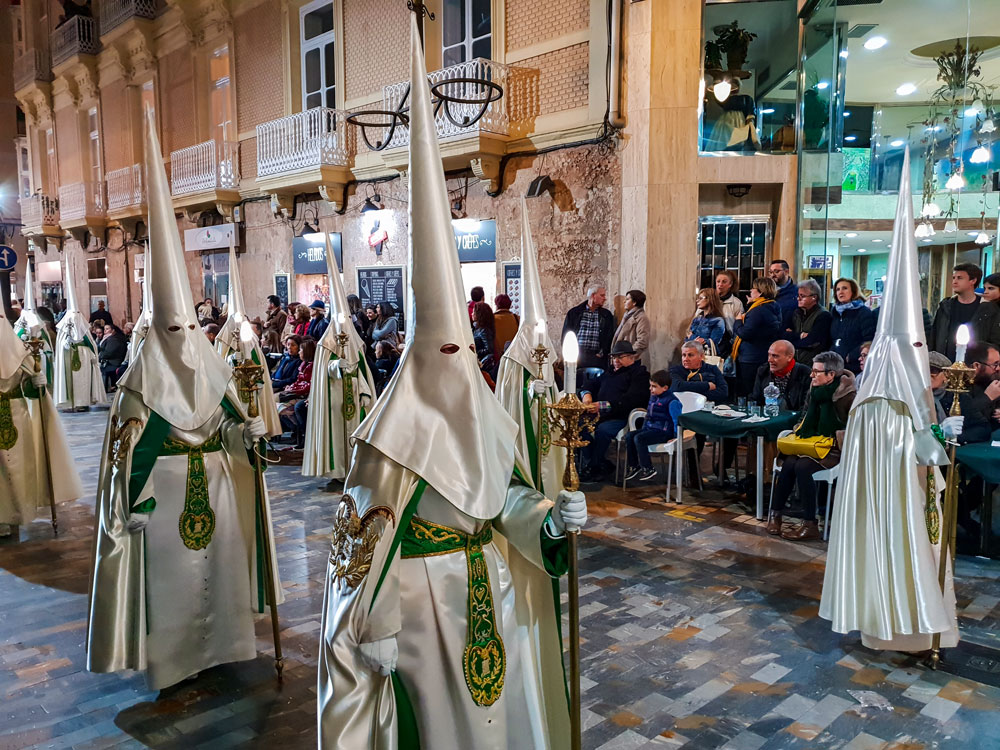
left=547, top=393, right=598, bottom=492
left=24, top=337, right=58, bottom=534
left=529, top=344, right=551, bottom=489
left=232, top=356, right=264, bottom=418
left=25, top=338, right=45, bottom=374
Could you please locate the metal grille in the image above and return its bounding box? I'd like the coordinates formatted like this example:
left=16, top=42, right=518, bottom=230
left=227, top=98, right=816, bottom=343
left=698, top=216, right=770, bottom=293
left=256, top=108, right=353, bottom=176
left=51, top=16, right=99, bottom=67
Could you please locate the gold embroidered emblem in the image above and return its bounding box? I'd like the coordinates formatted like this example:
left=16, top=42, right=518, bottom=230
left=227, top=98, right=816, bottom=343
left=330, top=495, right=394, bottom=592
left=341, top=366, right=357, bottom=422
left=925, top=467, right=940, bottom=545
left=108, top=416, right=143, bottom=467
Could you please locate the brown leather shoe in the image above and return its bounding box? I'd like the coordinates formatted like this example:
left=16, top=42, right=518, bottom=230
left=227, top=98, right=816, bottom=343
left=766, top=512, right=783, bottom=535
left=781, top=521, right=820, bottom=541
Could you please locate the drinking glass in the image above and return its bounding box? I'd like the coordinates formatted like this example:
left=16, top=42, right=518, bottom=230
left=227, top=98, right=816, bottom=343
left=736, top=397, right=747, bottom=412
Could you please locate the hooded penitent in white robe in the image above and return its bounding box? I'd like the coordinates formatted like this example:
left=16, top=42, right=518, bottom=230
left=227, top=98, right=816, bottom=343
left=14, top=260, right=54, bottom=386
left=54, top=266, right=105, bottom=409
left=0, top=315, right=82, bottom=528
left=318, top=19, right=571, bottom=748
left=215, top=234, right=282, bottom=437
left=496, top=198, right=566, bottom=497
left=819, top=148, right=958, bottom=651
left=302, top=232, right=376, bottom=480
left=129, top=280, right=149, bottom=363
left=86, top=107, right=283, bottom=690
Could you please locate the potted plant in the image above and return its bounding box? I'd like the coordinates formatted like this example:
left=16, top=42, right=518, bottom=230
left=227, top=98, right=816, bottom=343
left=705, top=39, right=724, bottom=72
left=716, top=21, right=757, bottom=72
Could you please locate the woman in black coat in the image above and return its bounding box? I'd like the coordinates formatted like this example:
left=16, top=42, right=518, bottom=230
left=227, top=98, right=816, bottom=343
left=829, top=277, right=876, bottom=374
left=731, top=277, right=783, bottom=397
left=98, top=324, right=128, bottom=391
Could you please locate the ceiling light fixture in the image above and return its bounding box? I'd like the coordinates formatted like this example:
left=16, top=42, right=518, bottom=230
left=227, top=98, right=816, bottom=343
left=981, top=118, right=996, bottom=134
left=845, top=135, right=857, bottom=142
left=890, top=139, right=905, bottom=147
left=970, top=144, right=991, bottom=164
left=914, top=222, right=934, bottom=238
left=843, top=111, right=851, bottom=117
left=896, top=83, right=917, bottom=96
left=974, top=232, right=991, bottom=245
left=857, top=248, right=867, bottom=253
left=871, top=238, right=883, bottom=243
left=761, top=108, right=775, bottom=114
left=864, top=36, right=888, bottom=50
left=944, top=219, right=958, bottom=233
left=816, top=81, right=830, bottom=90
left=845, top=232, right=858, bottom=238
left=921, top=202, right=942, bottom=218
left=946, top=172, right=965, bottom=190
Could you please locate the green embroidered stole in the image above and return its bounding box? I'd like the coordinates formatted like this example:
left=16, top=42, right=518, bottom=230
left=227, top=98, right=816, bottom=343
left=160, top=433, right=223, bottom=549
left=520, top=369, right=551, bottom=491
left=0, top=379, right=41, bottom=451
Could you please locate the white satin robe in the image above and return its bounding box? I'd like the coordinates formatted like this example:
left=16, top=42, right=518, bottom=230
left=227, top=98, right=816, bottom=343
left=54, top=334, right=105, bottom=409
left=819, top=399, right=958, bottom=650
left=0, top=357, right=83, bottom=526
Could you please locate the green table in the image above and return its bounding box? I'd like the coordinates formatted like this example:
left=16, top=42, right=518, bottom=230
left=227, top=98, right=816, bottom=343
left=678, top=410, right=800, bottom=518
left=956, top=442, right=1000, bottom=557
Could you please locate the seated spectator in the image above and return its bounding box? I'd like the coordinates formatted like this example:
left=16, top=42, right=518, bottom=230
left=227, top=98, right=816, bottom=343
left=578, top=341, right=650, bottom=481
left=90, top=321, right=105, bottom=343
left=197, top=297, right=219, bottom=325
left=472, top=301, right=497, bottom=380
left=624, top=370, right=677, bottom=483
left=277, top=338, right=316, bottom=449
left=374, top=339, right=400, bottom=393
left=290, top=304, right=311, bottom=337
left=271, top=335, right=303, bottom=390
left=928, top=351, right=952, bottom=423
left=493, top=294, right=519, bottom=357
left=789, top=279, right=832, bottom=366
left=306, top=300, right=329, bottom=340
left=940, top=343, right=1000, bottom=445
left=855, top=340, right=872, bottom=387
left=685, top=288, right=726, bottom=353
left=202, top=323, right=219, bottom=345
left=669, top=340, right=728, bottom=404
left=750, top=340, right=812, bottom=411
left=612, top=290, right=651, bottom=362
left=830, top=277, right=876, bottom=373
left=930, top=263, right=1000, bottom=361
left=768, top=351, right=857, bottom=541
left=732, top=277, right=783, bottom=396
left=372, top=302, right=399, bottom=344
left=98, top=323, right=128, bottom=392
left=362, top=305, right=378, bottom=347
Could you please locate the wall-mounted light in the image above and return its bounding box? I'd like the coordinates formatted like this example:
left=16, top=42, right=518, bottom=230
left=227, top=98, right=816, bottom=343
left=713, top=80, right=732, bottom=103
left=726, top=184, right=751, bottom=199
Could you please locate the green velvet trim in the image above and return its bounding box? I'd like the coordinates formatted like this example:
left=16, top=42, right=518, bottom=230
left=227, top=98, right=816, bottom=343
left=127, top=411, right=170, bottom=514
left=540, top=511, right=570, bottom=577
left=392, top=672, right=422, bottom=750
left=521, top=369, right=539, bottom=490
left=400, top=517, right=493, bottom=558
left=369, top=479, right=428, bottom=613
left=931, top=423, right=946, bottom=447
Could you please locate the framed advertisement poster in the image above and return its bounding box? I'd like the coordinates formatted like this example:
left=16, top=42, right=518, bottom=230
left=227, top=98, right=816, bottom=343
left=502, top=261, right=522, bottom=315
left=274, top=273, right=290, bottom=309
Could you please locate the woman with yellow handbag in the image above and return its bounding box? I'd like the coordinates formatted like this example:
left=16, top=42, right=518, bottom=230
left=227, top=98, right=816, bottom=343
left=768, top=351, right=857, bottom=540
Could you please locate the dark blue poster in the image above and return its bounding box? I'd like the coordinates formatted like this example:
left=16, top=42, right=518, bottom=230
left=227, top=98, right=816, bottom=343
left=292, top=233, right=342, bottom=275
left=453, top=219, right=497, bottom=263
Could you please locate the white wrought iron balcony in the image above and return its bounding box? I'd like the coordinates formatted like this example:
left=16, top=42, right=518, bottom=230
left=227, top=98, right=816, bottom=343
left=106, top=164, right=145, bottom=213
left=378, top=58, right=529, bottom=150
left=170, top=140, right=240, bottom=196
left=19, top=193, right=60, bottom=229
left=256, top=108, right=354, bottom=177
left=13, top=50, right=53, bottom=92
left=51, top=15, right=100, bottom=68
left=100, top=0, right=159, bottom=35
left=58, top=181, right=106, bottom=224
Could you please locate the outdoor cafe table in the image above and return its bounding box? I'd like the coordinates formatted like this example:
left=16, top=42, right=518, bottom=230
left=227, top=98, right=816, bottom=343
left=677, top=409, right=800, bottom=519
left=956, top=440, right=1000, bottom=556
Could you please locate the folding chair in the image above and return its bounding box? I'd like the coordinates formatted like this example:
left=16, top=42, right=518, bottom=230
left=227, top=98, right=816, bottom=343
left=647, top=392, right=706, bottom=504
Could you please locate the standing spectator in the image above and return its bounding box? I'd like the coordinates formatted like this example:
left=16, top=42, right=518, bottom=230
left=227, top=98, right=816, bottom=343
left=467, top=286, right=485, bottom=319
left=749, top=340, right=812, bottom=411
left=855, top=340, right=872, bottom=388
left=493, top=294, right=519, bottom=357
left=829, top=277, right=876, bottom=373
left=306, top=300, right=329, bottom=340
left=562, top=285, right=615, bottom=371
left=89, top=300, right=113, bottom=327
left=202, top=323, right=219, bottom=345
left=578, top=341, right=650, bottom=481
left=731, top=276, right=783, bottom=396
left=983, top=273, right=1000, bottom=304
left=612, top=289, right=652, bottom=362
left=373, top=340, right=400, bottom=393
left=290, top=304, right=311, bottom=337
left=768, top=259, right=797, bottom=326
left=624, top=370, right=677, bottom=482
left=789, top=279, right=832, bottom=366
left=472, top=301, right=497, bottom=379
left=669, top=340, right=728, bottom=404
left=767, top=351, right=857, bottom=540
left=347, top=294, right=367, bottom=339
left=715, top=270, right=744, bottom=326
left=928, top=352, right=952, bottom=422
left=930, top=263, right=1000, bottom=360
left=262, top=294, right=287, bottom=352
left=271, top=335, right=302, bottom=390
left=98, top=323, right=128, bottom=391
left=685, top=288, right=726, bottom=352
left=371, top=302, right=399, bottom=344
left=196, top=297, right=219, bottom=325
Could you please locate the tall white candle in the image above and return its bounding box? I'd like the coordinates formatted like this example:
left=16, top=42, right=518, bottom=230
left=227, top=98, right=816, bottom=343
left=563, top=331, right=579, bottom=395
left=956, top=324, right=970, bottom=364
left=535, top=319, right=546, bottom=348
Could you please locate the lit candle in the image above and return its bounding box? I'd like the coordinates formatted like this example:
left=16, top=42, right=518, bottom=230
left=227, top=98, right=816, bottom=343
left=955, top=324, right=970, bottom=365
left=563, top=331, right=579, bottom=395
left=535, top=319, right=546, bottom=348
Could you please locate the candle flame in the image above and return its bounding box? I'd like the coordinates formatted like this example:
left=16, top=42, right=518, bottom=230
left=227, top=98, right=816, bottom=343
left=563, top=331, right=579, bottom=364
left=956, top=324, right=970, bottom=346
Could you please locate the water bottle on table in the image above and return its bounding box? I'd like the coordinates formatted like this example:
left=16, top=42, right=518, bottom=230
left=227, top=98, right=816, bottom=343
left=763, top=382, right=780, bottom=417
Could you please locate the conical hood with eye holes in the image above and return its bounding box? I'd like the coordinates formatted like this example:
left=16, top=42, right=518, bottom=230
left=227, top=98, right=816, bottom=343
left=317, top=231, right=365, bottom=359
left=117, top=107, right=232, bottom=431
left=352, top=16, right=517, bottom=519
left=15, top=259, right=44, bottom=337
left=56, top=262, right=93, bottom=346
left=215, top=230, right=250, bottom=355
left=0, top=311, right=30, bottom=380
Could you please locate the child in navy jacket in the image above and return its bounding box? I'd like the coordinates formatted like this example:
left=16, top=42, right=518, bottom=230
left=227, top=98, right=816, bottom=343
left=624, top=370, right=676, bottom=482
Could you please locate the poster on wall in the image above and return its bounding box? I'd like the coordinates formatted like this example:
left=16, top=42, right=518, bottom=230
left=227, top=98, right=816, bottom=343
left=274, top=273, right=290, bottom=309
left=184, top=223, right=237, bottom=251
left=452, top=219, right=497, bottom=262
left=502, top=262, right=521, bottom=315
left=357, top=265, right=406, bottom=330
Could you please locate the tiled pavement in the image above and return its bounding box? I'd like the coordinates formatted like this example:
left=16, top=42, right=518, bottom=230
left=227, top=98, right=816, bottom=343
left=2, top=409, right=1000, bottom=749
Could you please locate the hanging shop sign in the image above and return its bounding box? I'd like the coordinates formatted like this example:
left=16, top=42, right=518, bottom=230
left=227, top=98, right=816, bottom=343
left=452, top=219, right=497, bottom=263
left=502, top=261, right=522, bottom=315
left=183, top=223, right=237, bottom=251
left=293, top=233, right=343, bottom=275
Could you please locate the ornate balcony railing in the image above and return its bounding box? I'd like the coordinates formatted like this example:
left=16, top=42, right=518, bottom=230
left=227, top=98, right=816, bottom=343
left=100, top=0, right=159, bottom=35
left=107, top=164, right=145, bottom=211
left=58, top=181, right=106, bottom=222
left=51, top=15, right=100, bottom=67
left=13, top=49, right=53, bottom=91
left=19, top=193, right=60, bottom=228
left=256, top=108, right=353, bottom=177
left=170, top=139, right=240, bottom=196
left=379, top=58, right=523, bottom=150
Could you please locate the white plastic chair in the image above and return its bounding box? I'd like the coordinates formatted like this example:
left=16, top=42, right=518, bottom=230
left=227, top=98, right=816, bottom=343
left=620, top=408, right=648, bottom=489
left=647, top=391, right=707, bottom=504
left=767, top=434, right=841, bottom=540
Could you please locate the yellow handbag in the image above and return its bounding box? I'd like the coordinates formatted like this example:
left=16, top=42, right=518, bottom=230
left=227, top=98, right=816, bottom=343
left=776, top=432, right=835, bottom=460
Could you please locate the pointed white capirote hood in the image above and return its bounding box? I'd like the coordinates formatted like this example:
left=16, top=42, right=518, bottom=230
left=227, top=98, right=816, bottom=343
left=215, top=230, right=249, bottom=355
left=503, top=196, right=557, bottom=373
left=56, top=262, right=92, bottom=345
left=853, top=147, right=936, bottom=431
left=15, top=258, right=43, bottom=336
left=353, top=16, right=517, bottom=518
left=317, top=232, right=365, bottom=359
left=118, top=107, right=232, bottom=430
left=0, top=313, right=30, bottom=380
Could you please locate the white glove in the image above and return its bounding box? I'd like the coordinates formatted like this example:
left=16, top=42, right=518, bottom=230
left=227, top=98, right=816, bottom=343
left=529, top=379, right=551, bottom=397
left=127, top=513, right=149, bottom=533
left=32, top=372, right=47, bottom=388
left=243, top=416, right=267, bottom=447
left=941, top=415, right=964, bottom=439
left=359, top=637, right=398, bottom=676
left=552, top=490, right=587, bottom=534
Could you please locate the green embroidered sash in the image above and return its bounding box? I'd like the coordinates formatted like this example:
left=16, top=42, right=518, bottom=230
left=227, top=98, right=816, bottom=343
left=160, top=432, right=223, bottom=550
left=401, top=516, right=505, bottom=707
left=0, top=381, right=41, bottom=451
left=70, top=342, right=82, bottom=372
left=342, top=367, right=357, bottom=421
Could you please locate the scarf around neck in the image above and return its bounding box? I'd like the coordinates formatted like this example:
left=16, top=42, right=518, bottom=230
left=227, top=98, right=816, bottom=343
left=834, top=298, right=865, bottom=315
left=797, top=381, right=841, bottom=439
left=730, top=297, right=774, bottom=362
